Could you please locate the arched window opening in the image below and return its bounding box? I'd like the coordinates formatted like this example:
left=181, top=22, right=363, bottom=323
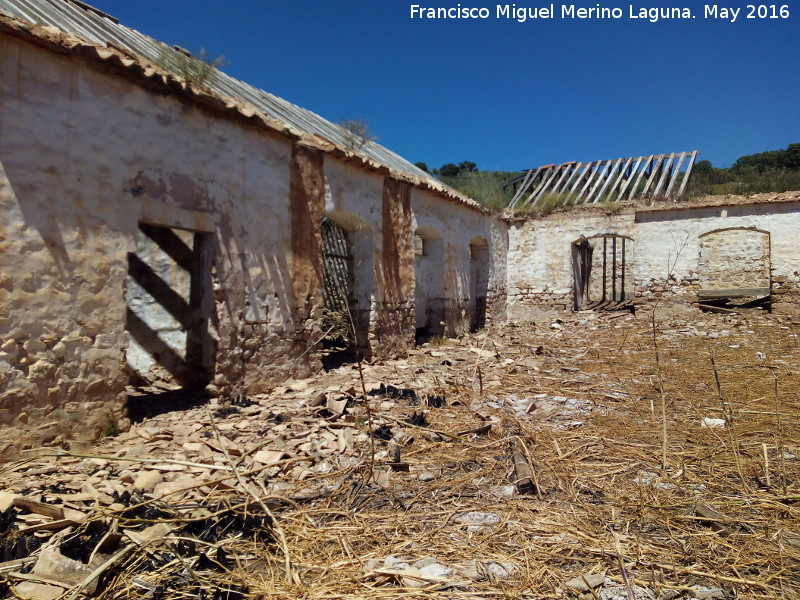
left=414, top=227, right=445, bottom=341
left=320, top=213, right=374, bottom=367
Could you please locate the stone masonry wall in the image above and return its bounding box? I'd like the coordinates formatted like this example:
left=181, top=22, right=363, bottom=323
left=0, top=36, right=308, bottom=455
left=698, top=228, right=770, bottom=297
left=410, top=189, right=507, bottom=336
left=507, top=197, right=800, bottom=319
left=376, top=178, right=415, bottom=355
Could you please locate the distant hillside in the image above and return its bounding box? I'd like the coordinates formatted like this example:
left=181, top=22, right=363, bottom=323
left=414, top=161, right=521, bottom=209
left=689, top=143, right=800, bottom=197
left=421, top=144, right=800, bottom=210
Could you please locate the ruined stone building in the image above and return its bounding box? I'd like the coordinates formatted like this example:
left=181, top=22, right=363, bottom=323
left=2, top=0, right=799, bottom=458
left=0, top=0, right=506, bottom=457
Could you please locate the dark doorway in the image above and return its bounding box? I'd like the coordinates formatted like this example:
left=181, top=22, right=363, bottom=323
left=319, top=213, right=374, bottom=367
left=321, top=216, right=355, bottom=368
left=469, top=237, right=489, bottom=332
left=573, top=238, right=594, bottom=310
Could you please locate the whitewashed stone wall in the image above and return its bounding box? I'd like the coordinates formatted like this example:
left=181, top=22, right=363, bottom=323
left=0, top=33, right=506, bottom=457
left=320, top=161, right=506, bottom=347
left=0, top=35, right=315, bottom=456
left=410, top=189, right=508, bottom=335
left=507, top=199, right=800, bottom=319
left=323, top=160, right=391, bottom=353
left=698, top=228, right=770, bottom=297
left=507, top=213, right=634, bottom=313
left=413, top=230, right=446, bottom=332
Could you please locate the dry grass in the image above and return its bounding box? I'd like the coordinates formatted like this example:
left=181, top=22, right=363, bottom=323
left=248, top=309, right=800, bottom=598
left=3, top=309, right=799, bottom=599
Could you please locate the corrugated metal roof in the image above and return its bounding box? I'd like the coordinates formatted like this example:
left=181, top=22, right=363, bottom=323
left=0, top=0, right=433, bottom=181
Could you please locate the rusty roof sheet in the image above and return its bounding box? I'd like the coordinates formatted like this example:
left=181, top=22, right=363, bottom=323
left=0, top=0, right=438, bottom=184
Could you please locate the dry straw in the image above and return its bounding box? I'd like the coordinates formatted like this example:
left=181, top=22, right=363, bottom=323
left=2, top=310, right=798, bottom=599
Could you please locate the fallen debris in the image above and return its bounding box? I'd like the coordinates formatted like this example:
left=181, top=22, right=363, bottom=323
left=511, top=440, right=538, bottom=496
left=566, top=571, right=606, bottom=592
left=1, top=311, right=798, bottom=599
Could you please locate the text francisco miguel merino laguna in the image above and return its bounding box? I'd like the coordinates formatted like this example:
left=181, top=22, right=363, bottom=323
left=410, top=4, right=788, bottom=23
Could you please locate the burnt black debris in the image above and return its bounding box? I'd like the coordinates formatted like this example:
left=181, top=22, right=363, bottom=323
left=372, top=424, right=393, bottom=441
left=405, top=411, right=429, bottom=428
left=196, top=550, right=229, bottom=572
left=1, top=507, right=44, bottom=562
left=40, top=481, right=69, bottom=496
left=60, top=524, right=106, bottom=563
left=212, top=405, right=241, bottom=418
left=232, top=394, right=257, bottom=408
left=368, top=384, right=419, bottom=404
left=117, top=497, right=167, bottom=522
left=426, top=394, right=446, bottom=408
left=4, top=497, right=273, bottom=599
left=184, top=506, right=273, bottom=545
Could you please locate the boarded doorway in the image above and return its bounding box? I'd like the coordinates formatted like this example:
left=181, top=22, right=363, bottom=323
left=698, top=228, right=771, bottom=310
left=125, top=223, right=215, bottom=414
left=573, top=234, right=634, bottom=310
left=469, top=237, right=489, bottom=332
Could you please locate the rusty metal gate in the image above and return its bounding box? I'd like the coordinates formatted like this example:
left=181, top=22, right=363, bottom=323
left=573, top=235, right=632, bottom=310
left=573, top=239, right=594, bottom=310
left=321, top=217, right=353, bottom=338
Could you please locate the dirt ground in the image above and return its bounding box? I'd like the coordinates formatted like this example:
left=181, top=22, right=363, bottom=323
left=2, top=306, right=799, bottom=600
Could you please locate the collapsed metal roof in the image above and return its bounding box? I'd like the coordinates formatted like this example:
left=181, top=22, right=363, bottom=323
left=506, top=151, right=699, bottom=210
left=0, top=0, right=432, bottom=181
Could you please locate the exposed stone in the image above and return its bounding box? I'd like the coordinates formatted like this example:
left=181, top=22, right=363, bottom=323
left=32, top=547, right=97, bottom=592
left=566, top=572, right=606, bottom=591
left=133, top=470, right=163, bottom=492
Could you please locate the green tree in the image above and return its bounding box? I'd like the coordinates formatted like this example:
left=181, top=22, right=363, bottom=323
left=784, top=143, right=800, bottom=169
left=693, top=160, right=713, bottom=176
left=414, top=162, right=430, bottom=173
left=732, top=144, right=800, bottom=173
left=439, top=163, right=460, bottom=177
left=459, top=161, right=478, bottom=173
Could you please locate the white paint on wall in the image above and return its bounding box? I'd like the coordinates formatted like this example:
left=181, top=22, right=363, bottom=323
left=508, top=201, right=800, bottom=318
left=698, top=228, right=771, bottom=296
left=414, top=227, right=445, bottom=330
left=410, top=188, right=508, bottom=331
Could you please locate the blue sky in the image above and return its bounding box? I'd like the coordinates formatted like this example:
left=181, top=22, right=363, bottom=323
left=89, top=1, right=799, bottom=171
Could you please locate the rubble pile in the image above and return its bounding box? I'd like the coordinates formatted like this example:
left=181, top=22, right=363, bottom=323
left=2, top=309, right=799, bottom=599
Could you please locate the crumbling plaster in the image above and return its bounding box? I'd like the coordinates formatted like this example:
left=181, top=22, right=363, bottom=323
left=0, top=37, right=302, bottom=454
left=410, top=189, right=508, bottom=335
left=5, top=17, right=799, bottom=463
left=0, top=33, right=503, bottom=457
left=507, top=200, right=800, bottom=319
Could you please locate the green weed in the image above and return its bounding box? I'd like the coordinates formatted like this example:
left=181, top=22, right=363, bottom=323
left=104, top=411, right=120, bottom=437
left=153, top=45, right=226, bottom=88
